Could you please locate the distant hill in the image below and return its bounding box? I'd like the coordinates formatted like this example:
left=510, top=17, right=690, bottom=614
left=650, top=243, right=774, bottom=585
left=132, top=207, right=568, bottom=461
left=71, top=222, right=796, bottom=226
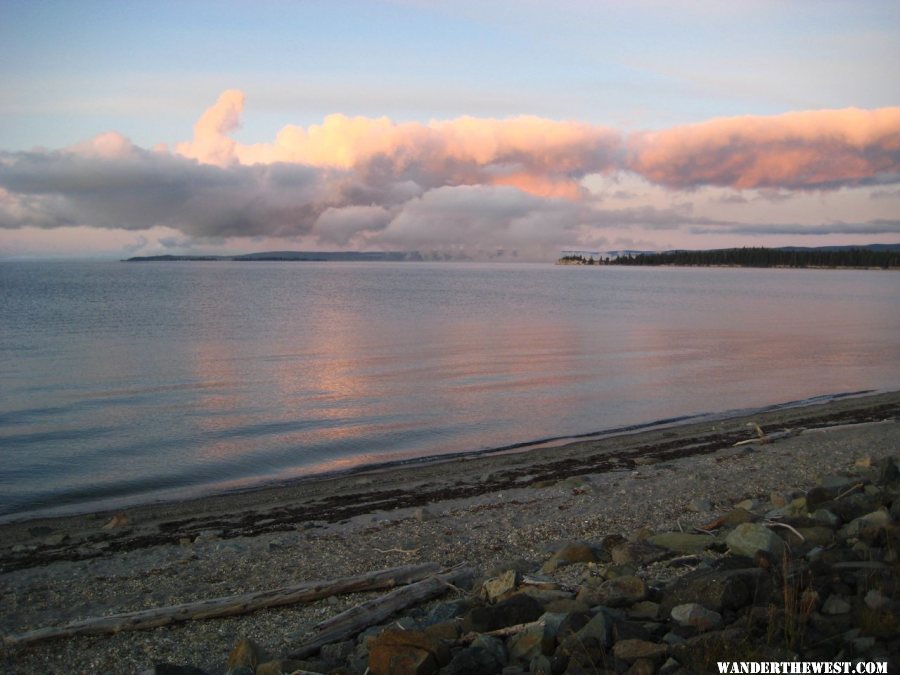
left=607, top=245, right=900, bottom=269
left=125, top=251, right=424, bottom=262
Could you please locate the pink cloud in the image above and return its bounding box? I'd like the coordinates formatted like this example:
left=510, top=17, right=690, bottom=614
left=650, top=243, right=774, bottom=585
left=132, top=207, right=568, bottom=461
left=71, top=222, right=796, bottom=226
left=627, top=107, right=900, bottom=190
left=174, top=93, right=621, bottom=199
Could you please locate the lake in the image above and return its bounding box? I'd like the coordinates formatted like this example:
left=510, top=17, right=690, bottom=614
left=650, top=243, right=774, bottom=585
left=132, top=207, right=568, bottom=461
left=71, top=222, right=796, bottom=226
left=1, top=261, right=898, bottom=521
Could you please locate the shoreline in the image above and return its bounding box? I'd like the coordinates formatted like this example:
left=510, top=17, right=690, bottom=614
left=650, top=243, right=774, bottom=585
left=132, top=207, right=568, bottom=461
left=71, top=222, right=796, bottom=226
left=0, top=388, right=889, bottom=528
left=2, top=390, right=899, bottom=568
left=2, top=390, right=900, bottom=672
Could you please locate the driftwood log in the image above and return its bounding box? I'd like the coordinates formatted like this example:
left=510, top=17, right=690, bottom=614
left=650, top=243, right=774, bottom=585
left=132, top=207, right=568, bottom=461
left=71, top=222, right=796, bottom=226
left=289, top=565, right=474, bottom=659
left=4, top=562, right=441, bottom=647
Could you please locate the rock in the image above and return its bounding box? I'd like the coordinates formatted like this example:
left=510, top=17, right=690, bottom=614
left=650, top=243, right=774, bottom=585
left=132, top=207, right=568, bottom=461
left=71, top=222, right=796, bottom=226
left=688, top=498, right=713, bottom=513
left=442, top=635, right=506, bottom=675
left=424, top=619, right=462, bottom=641
left=368, top=628, right=448, bottom=675
left=227, top=639, right=266, bottom=671
left=661, top=567, right=770, bottom=613
left=670, top=603, right=723, bottom=632
left=576, top=575, right=646, bottom=608
left=875, top=457, right=899, bottom=485
left=529, top=654, right=552, bottom=674
left=811, top=509, right=841, bottom=527
left=517, top=588, right=573, bottom=607
left=864, top=589, right=889, bottom=610
left=822, top=595, right=852, bottom=615
left=483, top=569, right=518, bottom=602
left=647, top=532, right=717, bottom=555
left=659, top=656, right=682, bottom=674
left=725, top=523, right=786, bottom=558
left=224, top=668, right=253, bottom=675
left=840, top=509, right=891, bottom=540
left=573, top=612, right=611, bottom=647
left=628, top=601, right=660, bottom=620
left=508, top=620, right=554, bottom=662
left=255, top=661, right=309, bottom=675
left=712, top=507, right=757, bottom=529
left=626, top=657, right=657, bottom=675
left=541, top=542, right=599, bottom=572
left=628, top=526, right=655, bottom=542
left=320, top=640, right=355, bottom=662
left=611, top=541, right=668, bottom=565
left=464, top=594, right=543, bottom=632
left=770, top=491, right=794, bottom=508
left=145, top=665, right=209, bottom=675
left=612, top=639, right=668, bottom=662
left=820, top=475, right=857, bottom=491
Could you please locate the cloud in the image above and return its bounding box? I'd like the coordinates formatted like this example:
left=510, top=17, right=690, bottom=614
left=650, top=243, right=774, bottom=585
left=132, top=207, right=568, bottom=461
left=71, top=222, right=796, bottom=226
left=628, top=107, right=900, bottom=191
left=2, top=90, right=900, bottom=258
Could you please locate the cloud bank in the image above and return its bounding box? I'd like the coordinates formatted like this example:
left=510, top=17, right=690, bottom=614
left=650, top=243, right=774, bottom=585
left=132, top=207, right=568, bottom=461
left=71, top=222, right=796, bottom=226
left=2, top=90, right=899, bottom=257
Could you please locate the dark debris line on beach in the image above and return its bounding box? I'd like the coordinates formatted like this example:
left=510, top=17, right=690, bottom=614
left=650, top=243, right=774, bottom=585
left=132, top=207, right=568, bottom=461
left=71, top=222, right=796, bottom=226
left=2, top=398, right=899, bottom=575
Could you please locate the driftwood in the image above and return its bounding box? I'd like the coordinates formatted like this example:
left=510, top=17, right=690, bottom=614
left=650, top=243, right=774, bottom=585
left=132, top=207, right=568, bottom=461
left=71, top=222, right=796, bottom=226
left=457, top=619, right=544, bottom=644
left=289, top=565, right=474, bottom=659
left=4, top=562, right=440, bottom=647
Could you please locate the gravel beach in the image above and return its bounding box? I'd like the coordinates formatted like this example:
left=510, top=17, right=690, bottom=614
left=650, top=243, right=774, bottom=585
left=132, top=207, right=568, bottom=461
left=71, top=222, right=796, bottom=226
left=1, top=390, right=899, bottom=674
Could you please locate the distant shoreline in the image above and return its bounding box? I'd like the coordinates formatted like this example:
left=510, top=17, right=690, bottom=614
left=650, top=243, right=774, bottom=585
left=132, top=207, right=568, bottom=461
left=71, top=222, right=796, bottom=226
left=558, top=244, right=900, bottom=269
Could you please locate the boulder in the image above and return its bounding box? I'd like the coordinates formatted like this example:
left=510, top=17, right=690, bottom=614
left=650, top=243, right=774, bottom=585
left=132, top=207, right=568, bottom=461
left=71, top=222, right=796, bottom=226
left=541, top=542, right=599, bottom=572
left=611, top=541, right=669, bottom=565
left=670, top=603, right=723, bottom=632
left=368, top=629, right=448, bottom=675
left=482, top=569, right=518, bottom=602
left=226, top=639, right=267, bottom=672
left=661, top=567, right=771, bottom=613
left=441, top=635, right=506, bottom=675
left=576, top=575, right=646, bottom=608
left=612, top=639, right=668, bottom=662
left=647, top=532, right=717, bottom=555
left=725, top=523, right=785, bottom=558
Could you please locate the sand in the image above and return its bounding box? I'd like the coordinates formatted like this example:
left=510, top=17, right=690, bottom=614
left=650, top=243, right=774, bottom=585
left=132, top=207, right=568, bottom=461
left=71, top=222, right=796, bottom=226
left=1, top=390, right=899, bottom=673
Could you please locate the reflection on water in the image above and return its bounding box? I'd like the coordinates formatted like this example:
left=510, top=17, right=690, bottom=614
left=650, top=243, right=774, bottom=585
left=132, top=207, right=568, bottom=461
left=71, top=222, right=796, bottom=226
left=0, top=262, right=898, bottom=520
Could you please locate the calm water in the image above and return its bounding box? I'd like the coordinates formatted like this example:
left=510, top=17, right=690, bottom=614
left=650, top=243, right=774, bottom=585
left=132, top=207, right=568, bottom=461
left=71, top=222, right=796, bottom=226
left=1, top=261, right=898, bottom=521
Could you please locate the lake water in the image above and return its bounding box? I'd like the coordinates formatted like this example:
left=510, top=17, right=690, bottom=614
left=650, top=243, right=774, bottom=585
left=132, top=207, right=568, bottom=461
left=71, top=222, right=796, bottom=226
left=1, top=261, right=898, bottom=521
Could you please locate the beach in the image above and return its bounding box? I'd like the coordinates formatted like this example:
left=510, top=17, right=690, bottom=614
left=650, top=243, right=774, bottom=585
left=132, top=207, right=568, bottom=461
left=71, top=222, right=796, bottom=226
left=1, top=390, right=899, bottom=673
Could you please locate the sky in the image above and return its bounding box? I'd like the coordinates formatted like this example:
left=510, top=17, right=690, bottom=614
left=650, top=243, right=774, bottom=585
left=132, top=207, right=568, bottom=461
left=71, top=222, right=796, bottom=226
left=1, top=0, right=899, bottom=260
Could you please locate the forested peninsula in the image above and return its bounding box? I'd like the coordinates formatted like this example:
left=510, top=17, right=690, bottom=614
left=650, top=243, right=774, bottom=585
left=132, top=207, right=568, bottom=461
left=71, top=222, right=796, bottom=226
left=561, top=246, right=900, bottom=269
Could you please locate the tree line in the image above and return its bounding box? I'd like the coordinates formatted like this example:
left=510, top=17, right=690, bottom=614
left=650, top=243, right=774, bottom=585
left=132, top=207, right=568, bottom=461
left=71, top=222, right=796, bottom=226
left=606, top=247, right=900, bottom=269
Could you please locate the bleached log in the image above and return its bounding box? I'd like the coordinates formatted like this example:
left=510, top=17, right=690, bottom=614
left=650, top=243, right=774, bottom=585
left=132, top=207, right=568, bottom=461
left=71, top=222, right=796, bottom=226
left=288, top=565, right=473, bottom=659
left=4, top=562, right=441, bottom=647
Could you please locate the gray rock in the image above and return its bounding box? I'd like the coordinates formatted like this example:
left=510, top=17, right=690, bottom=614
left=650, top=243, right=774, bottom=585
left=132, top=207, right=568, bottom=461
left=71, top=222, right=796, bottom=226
left=442, top=636, right=506, bottom=675
left=611, top=541, right=669, bottom=565
left=840, top=509, right=891, bottom=539
left=670, top=603, right=723, bottom=632
left=576, top=575, right=647, bottom=608
left=811, top=508, right=841, bottom=527
left=864, top=589, right=889, bottom=610
left=822, top=595, right=852, bottom=615
left=725, top=523, right=786, bottom=558
left=647, top=532, right=717, bottom=555
left=529, top=654, right=552, bottom=675
left=688, top=498, right=713, bottom=513
left=661, top=567, right=770, bottom=613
